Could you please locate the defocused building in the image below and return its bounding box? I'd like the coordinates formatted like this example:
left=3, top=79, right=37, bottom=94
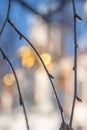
left=30, top=17, right=68, bottom=58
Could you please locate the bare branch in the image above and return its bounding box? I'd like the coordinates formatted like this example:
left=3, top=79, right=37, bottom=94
left=0, top=46, right=30, bottom=130
left=69, top=0, right=82, bottom=127
left=59, top=122, right=74, bottom=130
left=69, top=0, right=77, bottom=126
left=7, top=19, right=64, bottom=123
left=0, top=0, right=11, bottom=36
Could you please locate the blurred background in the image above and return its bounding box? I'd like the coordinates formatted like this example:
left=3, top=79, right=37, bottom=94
left=0, top=0, right=87, bottom=130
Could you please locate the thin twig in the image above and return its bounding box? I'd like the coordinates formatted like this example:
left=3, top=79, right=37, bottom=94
left=69, top=0, right=77, bottom=127
left=0, top=0, right=11, bottom=36
left=7, top=19, right=64, bottom=123
left=70, top=0, right=82, bottom=127
left=0, top=46, right=30, bottom=130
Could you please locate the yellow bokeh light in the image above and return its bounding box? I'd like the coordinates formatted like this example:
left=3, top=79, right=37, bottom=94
left=41, top=53, right=51, bottom=66
left=3, top=73, right=15, bottom=86
left=19, top=46, right=32, bottom=58
left=22, top=56, right=35, bottom=67
left=19, top=46, right=37, bottom=67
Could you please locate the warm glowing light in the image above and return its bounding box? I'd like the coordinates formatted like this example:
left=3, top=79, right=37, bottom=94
left=41, top=53, right=51, bottom=66
left=3, top=73, right=15, bottom=86
left=19, top=46, right=32, bottom=58
left=22, top=56, right=35, bottom=67
left=19, top=46, right=36, bottom=67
